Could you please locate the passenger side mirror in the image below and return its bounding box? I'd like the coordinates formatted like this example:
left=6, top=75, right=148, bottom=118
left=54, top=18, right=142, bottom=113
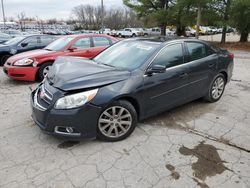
left=21, top=42, right=28, bottom=47
left=68, top=46, right=77, bottom=52
left=146, top=64, right=166, bottom=75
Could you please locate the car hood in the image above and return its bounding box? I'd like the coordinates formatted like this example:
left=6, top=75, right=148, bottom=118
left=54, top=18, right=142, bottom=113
left=47, top=56, right=131, bottom=91
left=7, top=49, right=57, bottom=63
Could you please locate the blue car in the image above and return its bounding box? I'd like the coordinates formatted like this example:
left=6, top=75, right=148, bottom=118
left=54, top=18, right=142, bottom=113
left=0, top=34, right=56, bottom=66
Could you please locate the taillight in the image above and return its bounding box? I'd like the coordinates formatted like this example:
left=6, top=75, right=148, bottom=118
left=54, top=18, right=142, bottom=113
left=229, top=53, right=234, bottom=59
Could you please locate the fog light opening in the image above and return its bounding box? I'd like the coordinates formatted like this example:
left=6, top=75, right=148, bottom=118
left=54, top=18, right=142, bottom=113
left=54, top=126, right=81, bottom=136
left=66, top=127, right=74, bottom=133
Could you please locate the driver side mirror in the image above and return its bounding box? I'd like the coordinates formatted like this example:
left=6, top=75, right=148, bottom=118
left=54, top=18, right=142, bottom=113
left=68, top=46, right=77, bottom=52
left=20, top=42, right=28, bottom=47
left=146, top=64, right=166, bottom=75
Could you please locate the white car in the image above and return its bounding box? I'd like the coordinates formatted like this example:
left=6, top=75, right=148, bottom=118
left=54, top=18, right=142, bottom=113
left=166, top=28, right=176, bottom=36
left=135, top=28, right=149, bottom=36
left=99, top=28, right=112, bottom=35
left=200, top=26, right=213, bottom=35
left=147, top=27, right=161, bottom=36
left=116, top=28, right=142, bottom=37
left=185, top=27, right=196, bottom=37
left=209, top=27, right=218, bottom=34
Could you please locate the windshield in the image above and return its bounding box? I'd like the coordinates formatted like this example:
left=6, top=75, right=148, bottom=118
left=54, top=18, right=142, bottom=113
left=45, top=36, right=74, bottom=51
left=4, top=36, right=25, bottom=45
left=93, top=40, right=159, bottom=70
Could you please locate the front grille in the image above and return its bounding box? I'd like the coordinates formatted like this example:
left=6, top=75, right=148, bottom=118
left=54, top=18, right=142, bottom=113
left=34, top=84, right=53, bottom=110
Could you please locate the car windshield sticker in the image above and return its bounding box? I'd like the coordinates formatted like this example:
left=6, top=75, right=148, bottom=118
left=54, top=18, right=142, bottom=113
left=136, top=45, right=152, bottom=50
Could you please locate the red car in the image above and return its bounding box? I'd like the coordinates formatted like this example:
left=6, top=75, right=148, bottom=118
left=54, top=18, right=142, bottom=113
left=3, top=34, right=118, bottom=81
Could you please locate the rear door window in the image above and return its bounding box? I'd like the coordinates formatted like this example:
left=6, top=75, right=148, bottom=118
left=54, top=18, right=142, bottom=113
left=186, top=42, right=206, bottom=61
left=40, top=36, right=55, bottom=46
left=93, top=37, right=110, bottom=47
left=206, top=45, right=216, bottom=56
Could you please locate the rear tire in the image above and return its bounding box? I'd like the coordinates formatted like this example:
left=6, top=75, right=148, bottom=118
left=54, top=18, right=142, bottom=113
left=97, top=100, right=137, bottom=142
left=0, top=54, right=11, bottom=66
left=204, top=73, right=226, bottom=103
left=38, top=62, right=53, bottom=81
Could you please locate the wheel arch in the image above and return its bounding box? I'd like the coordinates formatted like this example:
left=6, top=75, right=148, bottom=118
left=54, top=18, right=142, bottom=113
left=0, top=53, right=12, bottom=65
left=35, top=60, right=54, bottom=80
left=114, top=96, right=141, bottom=120
left=219, top=70, right=228, bottom=83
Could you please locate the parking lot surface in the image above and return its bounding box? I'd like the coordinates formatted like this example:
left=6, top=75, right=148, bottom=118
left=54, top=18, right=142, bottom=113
left=0, top=50, right=250, bottom=188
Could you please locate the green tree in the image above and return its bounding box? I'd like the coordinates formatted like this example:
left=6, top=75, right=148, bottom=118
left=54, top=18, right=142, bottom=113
left=168, top=0, right=195, bottom=36
left=169, top=0, right=213, bottom=38
left=231, top=0, right=250, bottom=42
left=123, top=0, right=176, bottom=35
left=208, top=0, right=232, bottom=43
left=183, top=0, right=211, bottom=38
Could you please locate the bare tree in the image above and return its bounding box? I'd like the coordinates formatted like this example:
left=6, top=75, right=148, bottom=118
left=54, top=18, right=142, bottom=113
left=47, top=18, right=57, bottom=25
left=72, top=4, right=142, bottom=30
left=17, top=12, right=26, bottom=31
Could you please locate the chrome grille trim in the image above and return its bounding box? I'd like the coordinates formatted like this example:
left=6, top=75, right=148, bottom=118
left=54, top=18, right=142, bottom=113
left=34, top=89, right=46, bottom=111
left=41, top=84, right=53, bottom=101
left=34, top=84, right=54, bottom=111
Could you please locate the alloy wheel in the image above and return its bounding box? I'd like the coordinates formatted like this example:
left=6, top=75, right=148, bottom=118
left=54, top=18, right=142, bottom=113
left=211, top=77, right=225, bottom=100
left=43, top=65, right=51, bottom=77
left=98, top=106, right=132, bottom=138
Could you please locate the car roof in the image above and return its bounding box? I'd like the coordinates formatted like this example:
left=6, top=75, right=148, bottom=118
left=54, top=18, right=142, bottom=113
left=66, top=33, right=113, bottom=38
left=124, top=36, right=210, bottom=45
left=22, top=34, right=52, bottom=37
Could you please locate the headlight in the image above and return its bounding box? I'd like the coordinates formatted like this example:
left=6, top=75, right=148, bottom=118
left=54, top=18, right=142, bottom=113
left=14, top=58, right=34, bottom=66
left=54, top=89, right=98, bottom=109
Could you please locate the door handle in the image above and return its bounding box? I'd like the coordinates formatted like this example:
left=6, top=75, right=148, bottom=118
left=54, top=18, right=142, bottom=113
left=179, top=73, right=188, bottom=78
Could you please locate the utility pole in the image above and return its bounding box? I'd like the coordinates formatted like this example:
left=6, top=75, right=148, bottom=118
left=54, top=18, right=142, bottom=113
left=1, top=0, right=6, bottom=31
left=101, top=0, right=104, bottom=32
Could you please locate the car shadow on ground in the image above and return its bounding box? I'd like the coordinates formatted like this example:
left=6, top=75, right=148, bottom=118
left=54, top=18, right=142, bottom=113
left=142, top=98, right=217, bottom=130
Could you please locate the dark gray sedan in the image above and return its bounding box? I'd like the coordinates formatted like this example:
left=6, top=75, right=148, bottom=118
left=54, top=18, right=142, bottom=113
left=31, top=37, right=234, bottom=141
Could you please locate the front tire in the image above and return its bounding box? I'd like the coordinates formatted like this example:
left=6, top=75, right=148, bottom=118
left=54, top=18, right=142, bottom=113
left=97, top=100, right=137, bottom=142
left=38, top=62, right=53, bottom=81
left=204, top=74, right=226, bottom=102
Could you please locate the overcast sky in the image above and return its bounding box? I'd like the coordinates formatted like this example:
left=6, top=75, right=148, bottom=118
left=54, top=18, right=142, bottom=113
left=2, top=0, right=124, bottom=20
